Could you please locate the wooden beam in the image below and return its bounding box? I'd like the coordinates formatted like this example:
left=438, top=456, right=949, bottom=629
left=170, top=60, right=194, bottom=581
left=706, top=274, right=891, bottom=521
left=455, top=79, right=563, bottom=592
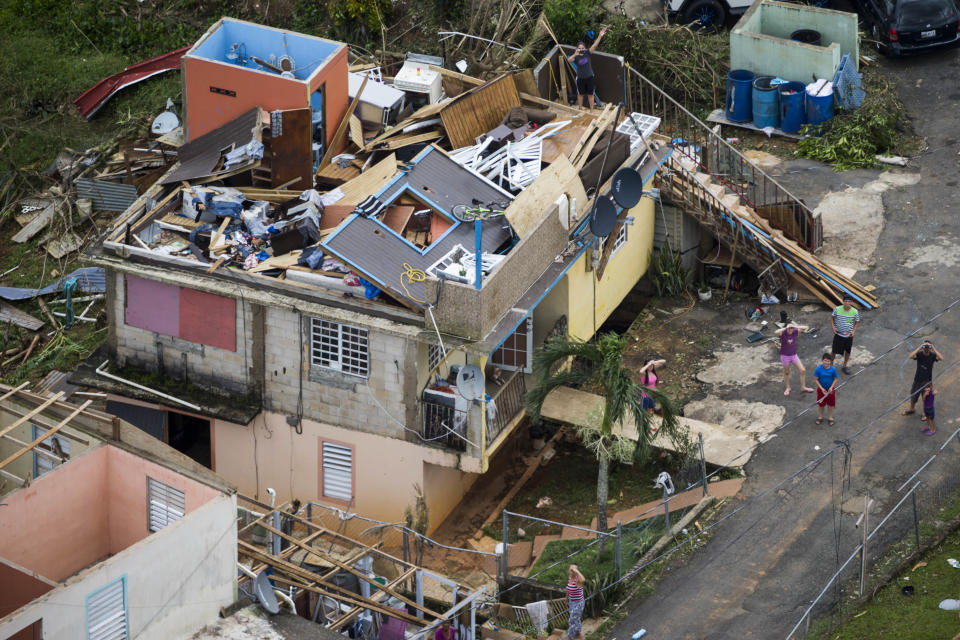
left=257, top=521, right=443, bottom=618
left=0, top=382, right=30, bottom=403
left=329, top=567, right=418, bottom=631
left=0, top=392, right=64, bottom=442
left=268, top=574, right=424, bottom=625
left=238, top=528, right=326, bottom=581
left=238, top=542, right=426, bottom=625
left=320, top=75, right=368, bottom=168
left=0, top=400, right=92, bottom=470
left=375, top=130, right=443, bottom=151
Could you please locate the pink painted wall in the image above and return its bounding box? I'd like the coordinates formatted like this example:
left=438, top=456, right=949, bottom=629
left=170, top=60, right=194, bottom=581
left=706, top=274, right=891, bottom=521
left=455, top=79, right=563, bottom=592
left=0, top=445, right=222, bottom=582
left=0, top=447, right=109, bottom=582
left=0, top=561, right=53, bottom=619
left=179, top=287, right=236, bottom=352
left=125, top=274, right=179, bottom=336
left=106, top=446, right=220, bottom=554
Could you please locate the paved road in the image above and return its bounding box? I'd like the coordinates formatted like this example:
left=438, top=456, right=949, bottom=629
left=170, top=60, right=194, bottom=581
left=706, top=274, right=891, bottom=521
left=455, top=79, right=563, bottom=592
left=609, top=40, right=960, bottom=640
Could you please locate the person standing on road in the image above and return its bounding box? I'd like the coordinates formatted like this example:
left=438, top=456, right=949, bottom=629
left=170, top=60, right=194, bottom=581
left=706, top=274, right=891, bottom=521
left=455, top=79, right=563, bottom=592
left=814, top=353, right=838, bottom=426
left=775, top=321, right=814, bottom=396
left=566, top=564, right=586, bottom=639
left=567, top=27, right=606, bottom=110
left=921, top=385, right=937, bottom=436
left=903, top=340, right=943, bottom=420
left=831, top=295, right=860, bottom=374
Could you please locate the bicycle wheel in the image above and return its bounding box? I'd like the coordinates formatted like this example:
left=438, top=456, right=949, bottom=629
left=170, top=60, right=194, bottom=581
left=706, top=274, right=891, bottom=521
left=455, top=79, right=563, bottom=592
left=452, top=204, right=477, bottom=222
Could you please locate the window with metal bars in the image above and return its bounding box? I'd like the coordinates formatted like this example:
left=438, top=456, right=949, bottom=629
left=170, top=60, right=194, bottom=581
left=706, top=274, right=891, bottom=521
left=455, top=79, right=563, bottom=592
left=321, top=441, right=353, bottom=502
left=310, top=318, right=369, bottom=378
left=428, top=344, right=444, bottom=371
left=86, top=576, right=128, bottom=640
left=147, top=477, right=185, bottom=532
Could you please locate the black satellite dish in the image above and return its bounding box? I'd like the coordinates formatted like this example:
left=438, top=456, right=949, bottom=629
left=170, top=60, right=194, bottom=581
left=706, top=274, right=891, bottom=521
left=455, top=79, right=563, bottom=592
left=589, top=196, right=618, bottom=238
left=611, top=168, right=644, bottom=209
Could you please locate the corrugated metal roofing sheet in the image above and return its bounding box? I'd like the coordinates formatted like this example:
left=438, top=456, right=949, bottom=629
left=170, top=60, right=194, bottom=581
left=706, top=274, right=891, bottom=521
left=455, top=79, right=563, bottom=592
left=161, top=108, right=262, bottom=185
left=76, top=178, right=139, bottom=212
left=105, top=400, right=167, bottom=440
left=0, top=267, right=106, bottom=301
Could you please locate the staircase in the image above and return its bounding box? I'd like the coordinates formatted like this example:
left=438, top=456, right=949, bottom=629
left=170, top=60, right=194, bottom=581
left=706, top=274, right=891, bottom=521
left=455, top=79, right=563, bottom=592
left=624, top=65, right=823, bottom=295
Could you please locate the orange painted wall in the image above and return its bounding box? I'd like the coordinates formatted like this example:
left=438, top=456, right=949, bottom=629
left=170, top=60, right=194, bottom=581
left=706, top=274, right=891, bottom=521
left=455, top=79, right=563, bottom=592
left=183, top=47, right=348, bottom=144
left=0, top=561, right=53, bottom=619
left=0, top=447, right=109, bottom=582
left=106, top=446, right=221, bottom=554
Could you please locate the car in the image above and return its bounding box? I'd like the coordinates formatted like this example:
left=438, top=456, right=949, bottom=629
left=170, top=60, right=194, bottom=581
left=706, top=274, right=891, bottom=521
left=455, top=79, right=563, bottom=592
left=665, top=0, right=831, bottom=30
left=857, top=0, right=960, bottom=55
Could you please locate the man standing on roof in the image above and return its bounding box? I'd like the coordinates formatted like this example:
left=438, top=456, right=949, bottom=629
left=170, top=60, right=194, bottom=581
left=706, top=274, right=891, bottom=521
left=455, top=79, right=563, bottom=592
left=831, top=294, right=860, bottom=375
left=567, top=27, right=606, bottom=110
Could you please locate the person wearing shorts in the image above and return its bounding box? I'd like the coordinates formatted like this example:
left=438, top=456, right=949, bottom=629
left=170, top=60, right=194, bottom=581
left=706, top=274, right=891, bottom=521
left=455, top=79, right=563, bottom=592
left=814, top=353, right=838, bottom=426
left=775, top=321, right=813, bottom=396
left=921, top=386, right=936, bottom=436
left=567, top=27, right=606, bottom=109
left=638, top=357, right=666, bottom=414
left=831, top=295, right=860, bottom=374
left=903, top=340, right=942, bottom=420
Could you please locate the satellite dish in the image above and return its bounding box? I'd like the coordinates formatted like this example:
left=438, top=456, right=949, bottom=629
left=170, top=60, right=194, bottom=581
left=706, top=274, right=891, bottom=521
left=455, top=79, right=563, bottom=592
left=151, top=111, right=180, bottom=135
left=456, top=364, right=485, bottom=401
left=589, top=196, right=618, bottom=238
left=278, top=54, right=296, bottom=73
left=611, top=168, right=644, bottom=209
left=254, top=571, right=281, bottom=614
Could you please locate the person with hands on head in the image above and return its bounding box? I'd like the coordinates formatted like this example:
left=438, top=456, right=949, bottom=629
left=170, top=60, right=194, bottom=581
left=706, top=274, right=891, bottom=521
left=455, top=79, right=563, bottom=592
left=775, top=321, right=814, bottom=396
left=638, top=357, right=667, bottom=415
left=567, top=27, right=607, bottom=110
left=903, top=340, right=943, bottom=420
left=814, top=353, right=838, bottom=426
left=566, top=564, right=586, bottom=640
left=831, top=294, right=860, bottom=374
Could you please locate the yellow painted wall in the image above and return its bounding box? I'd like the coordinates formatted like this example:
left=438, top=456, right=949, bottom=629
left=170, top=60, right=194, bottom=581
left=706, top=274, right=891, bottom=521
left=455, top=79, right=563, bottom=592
left=213, top=411, right=476, bottom=534
left=566, top=196, right=656, bottom=341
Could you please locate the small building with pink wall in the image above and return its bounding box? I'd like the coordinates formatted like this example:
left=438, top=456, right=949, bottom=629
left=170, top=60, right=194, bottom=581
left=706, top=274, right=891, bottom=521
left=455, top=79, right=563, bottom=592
left=182, top=17, right=349, bottom=153
left=0, top=389, right=237, bottom=640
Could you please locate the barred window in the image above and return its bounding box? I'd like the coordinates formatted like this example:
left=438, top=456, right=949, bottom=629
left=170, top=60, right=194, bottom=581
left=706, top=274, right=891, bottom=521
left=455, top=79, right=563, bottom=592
left=428, top=344, right=445, bottom=371
left=311, top=319, right=370, bottom=378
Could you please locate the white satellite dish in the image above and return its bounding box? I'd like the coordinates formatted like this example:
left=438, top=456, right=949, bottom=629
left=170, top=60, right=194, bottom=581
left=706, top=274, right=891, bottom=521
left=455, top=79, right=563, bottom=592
left=254, top=570, right=281, bottom=614
left=456, top=364, right=485, bottom=401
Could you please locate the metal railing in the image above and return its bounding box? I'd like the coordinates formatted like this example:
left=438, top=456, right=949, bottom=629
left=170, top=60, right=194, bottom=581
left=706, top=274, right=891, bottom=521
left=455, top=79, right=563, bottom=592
left=486, top=369, right=527, bottom=448
left=420, top=399, right=467, bottom=452
left=625, top=64, right=822, bottom=252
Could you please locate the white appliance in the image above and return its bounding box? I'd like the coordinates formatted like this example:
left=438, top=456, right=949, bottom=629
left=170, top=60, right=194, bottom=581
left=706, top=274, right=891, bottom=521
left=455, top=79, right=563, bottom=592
left=347, top=72, right=406, bottom=128
left=393, top=61, right=443, bottom=105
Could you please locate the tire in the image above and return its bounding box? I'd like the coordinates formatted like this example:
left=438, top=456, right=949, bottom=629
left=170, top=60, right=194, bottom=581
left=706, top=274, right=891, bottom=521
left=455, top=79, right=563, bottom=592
left=451, top=204, right=477, bottom=222
left=681, top=0, right=726, bottom=30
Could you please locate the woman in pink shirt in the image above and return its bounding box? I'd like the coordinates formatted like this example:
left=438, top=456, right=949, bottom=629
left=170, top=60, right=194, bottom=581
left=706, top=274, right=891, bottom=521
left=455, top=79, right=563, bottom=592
left=775, top=322, right=813, bottom=396
left=638, top=358, right=667, bottom=414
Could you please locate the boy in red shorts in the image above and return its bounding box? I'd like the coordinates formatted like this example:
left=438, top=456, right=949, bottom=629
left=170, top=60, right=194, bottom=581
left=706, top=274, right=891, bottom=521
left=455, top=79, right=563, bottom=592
left=814, top=353, right=838, bottom=426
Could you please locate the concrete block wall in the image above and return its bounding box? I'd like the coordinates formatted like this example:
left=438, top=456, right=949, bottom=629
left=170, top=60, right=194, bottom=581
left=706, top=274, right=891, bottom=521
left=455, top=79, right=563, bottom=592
left=108, top=270, right=256, bottom=395
left=262, top=306, right=417, bottom=438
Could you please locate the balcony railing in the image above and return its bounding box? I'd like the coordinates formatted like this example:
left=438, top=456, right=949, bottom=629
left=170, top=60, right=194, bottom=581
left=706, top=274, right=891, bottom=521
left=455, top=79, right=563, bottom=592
left=486, top=369, right=527, bottom=448
left=420, top=399, right=467, bottom=452
left=625, top=65, right=822, bottom=252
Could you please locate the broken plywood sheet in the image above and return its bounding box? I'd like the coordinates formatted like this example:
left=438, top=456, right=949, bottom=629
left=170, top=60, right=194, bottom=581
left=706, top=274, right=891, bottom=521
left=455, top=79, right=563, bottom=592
left=0, top=302, right=44, bottom=331
left=335, top=153, right=399, bottom=206
left=503, top=154, right=586, bottom=239
left=440, top=74, right=521, bottom=149
left=250, top=250, right=304, bottom=273
left=44, top=232, right=82, bottom=259
left=13, top=201, right=58, bottom=243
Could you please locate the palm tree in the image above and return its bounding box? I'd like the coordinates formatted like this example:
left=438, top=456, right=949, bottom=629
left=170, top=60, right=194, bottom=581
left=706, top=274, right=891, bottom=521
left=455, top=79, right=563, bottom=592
left=526, top=332, right=686, bottom=535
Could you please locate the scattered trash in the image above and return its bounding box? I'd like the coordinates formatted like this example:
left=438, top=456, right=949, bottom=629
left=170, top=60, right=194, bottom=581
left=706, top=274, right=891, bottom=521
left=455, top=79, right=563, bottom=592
left=876, top=155, right=908, bottom=167
left=947, top=558, right=960, bottom=569
left=911, top=561, right=926, bottom=571
left=939, top=599, right=960, bottom=611
left=517, top=527, right=525, bottom=538
left=901, top=585, right=914, bottom=596
left=653, top=472, right=674, bottom=495
left=814, top=445, right=820, bottom=451
left=631, top=629, right=647, bottom=639
left=536, top=496, right=552, bottom=508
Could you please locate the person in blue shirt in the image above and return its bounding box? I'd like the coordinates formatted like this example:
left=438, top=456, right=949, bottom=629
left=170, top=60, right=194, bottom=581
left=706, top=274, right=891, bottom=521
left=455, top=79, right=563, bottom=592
left=814, top=353, right=839, bottom=426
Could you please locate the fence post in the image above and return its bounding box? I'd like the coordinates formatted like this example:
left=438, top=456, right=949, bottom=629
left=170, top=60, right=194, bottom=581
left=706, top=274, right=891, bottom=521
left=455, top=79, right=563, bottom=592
left=307, top=501, right=312, bottom=523
left=859, top=495, right=868, bottom=596
left=614, top=521, right=622, bottom=579
left=911, top=491, right=921, bottom=552
left=402, top=529, right=410, bottom=564
left=272, top=510, right=282, bottom=556
left=663, top=487, right=671, bottom=534
left=698, top=433, right=708, bottom=496
left=501, top=511, right=509, bottom=584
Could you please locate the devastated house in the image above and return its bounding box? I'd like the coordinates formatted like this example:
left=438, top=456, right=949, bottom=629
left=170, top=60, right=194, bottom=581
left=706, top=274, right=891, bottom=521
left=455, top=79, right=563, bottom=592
left=0, top=385, right=237, bottom=640
left=71, top=18, right=671, bottom=531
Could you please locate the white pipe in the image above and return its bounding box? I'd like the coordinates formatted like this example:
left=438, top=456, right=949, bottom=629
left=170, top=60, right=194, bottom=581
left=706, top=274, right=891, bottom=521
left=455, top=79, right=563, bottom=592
left=95, top=360, right=201, bottom=411
left=237, top=563, right=296, bottom=612
left=49, top=294, right=104, bottom=305
left=266, top=488, right=277, bottom=508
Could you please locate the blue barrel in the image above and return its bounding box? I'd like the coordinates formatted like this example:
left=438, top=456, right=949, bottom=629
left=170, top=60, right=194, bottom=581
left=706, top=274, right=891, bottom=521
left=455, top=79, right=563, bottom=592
left=725, top=69, right=755, bottom=123
left=752, top=76, right=779, bottom=129
left=778, top=81, right=806, bottom=134
left=805, top=84, right=834, bottom=126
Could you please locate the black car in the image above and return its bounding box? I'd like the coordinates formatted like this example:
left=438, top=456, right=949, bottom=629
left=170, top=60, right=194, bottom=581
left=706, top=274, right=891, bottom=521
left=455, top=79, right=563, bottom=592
left=858, top=0, right=960, bottom=55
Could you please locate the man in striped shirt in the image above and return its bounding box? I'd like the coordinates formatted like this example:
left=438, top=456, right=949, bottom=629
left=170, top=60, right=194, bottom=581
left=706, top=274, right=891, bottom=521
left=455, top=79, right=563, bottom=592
left=831, top=295, right=860, bottom=375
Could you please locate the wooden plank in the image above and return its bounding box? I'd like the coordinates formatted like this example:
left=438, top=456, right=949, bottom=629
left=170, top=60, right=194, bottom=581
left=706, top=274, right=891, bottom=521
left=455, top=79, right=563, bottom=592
left=0, top=400, right=92, bottom=470
left=206, top=256, right=227, bottom=274
left=320, top=75, right=368, bottom=168
left=519, top=91, right=583, bottom=115
left=0, top=392, right=65, bottom=442
left=250, top=250, right=304, bottom=273
left=439, top=74, right=521, bottom=149
left=336, top=153, right=399, bottom=206
left=238, top=542, right=427, bottom=625
left=208, top=216, right=231, bottom=251
left=377, top=130, right=443, bottom=151
left=328, top=567, right=417, bottom=631
left=257, top=521, right=443, bottom=618
left=268, top=575, right=425, bottom=625
left=0, top=382, right=31, bottom=404
left=130, top=186, right=182, bottom=233
left=513, top=69, right=539, bottom=98
left=12, top=201, right=56, bottom=243
left=349, top=114, right=364, bottom=149
left=503, top=154, right=585, bottom=239
left=0, top=302, right=44, bottom=331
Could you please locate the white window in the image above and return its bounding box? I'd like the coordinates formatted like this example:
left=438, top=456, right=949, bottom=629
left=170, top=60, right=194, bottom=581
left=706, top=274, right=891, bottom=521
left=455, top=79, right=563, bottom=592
left=611, top=223, right=628, bottom=256
left=311, top=318, right=369, bottom=378
left=428, top=344, right=445, bottom=371
left=321, top=441, right=353, bottom=502
left=492, top=317, right=533, bottom=373
left=86, top=576, right=128, bottom=640
left=147, top=477, right=185, bottom=532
